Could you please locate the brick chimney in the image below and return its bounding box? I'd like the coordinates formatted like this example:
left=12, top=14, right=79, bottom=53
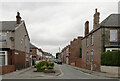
left=77, top=36, right=83, bottom=39
left=93, top=8, right=100, bottom=30
left=16, top=12, right=21, bottom=24
left=85, top=21, right=89, bottom=36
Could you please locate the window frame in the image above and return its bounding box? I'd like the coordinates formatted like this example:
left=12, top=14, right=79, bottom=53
left=0, top=51, right=8, bottom=66
left=110, top=30, right=117, bottom=42
left=0, top=32, right=7, bottom=42
left=91, top=34, right=94, bottom=45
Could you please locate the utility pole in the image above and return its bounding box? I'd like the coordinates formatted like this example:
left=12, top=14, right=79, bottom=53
left=59, top=47, right=60, bottom=53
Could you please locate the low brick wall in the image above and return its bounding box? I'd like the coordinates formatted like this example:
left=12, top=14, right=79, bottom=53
left=101, top=66, right=120, bottom=77
left=0, top=65, right=15, bottom=75
left=75, top=58, right=82, bottom=67
left=70, top=58, right=82, bottom=67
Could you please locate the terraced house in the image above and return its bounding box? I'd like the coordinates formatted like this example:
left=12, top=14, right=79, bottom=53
left=82, top=9, right=120, bottom=71
left=0, top=12, right=30, bottom=74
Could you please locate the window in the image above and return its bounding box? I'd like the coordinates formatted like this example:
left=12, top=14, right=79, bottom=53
left=26, top=54, right=29, bottom=61
left=86, top=51, right=89, bottom=64
left=86, top=38, right=89, bottom=47
left=91, top=35, right=94, bottom=45
left=0, top=51, right=7, bottom=66
left=110, top=30, right=117, bottom=42
left=0, top=32, right=7, bottom=42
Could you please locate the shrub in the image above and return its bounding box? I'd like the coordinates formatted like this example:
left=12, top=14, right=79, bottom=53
left=101, top=50, right=120, bottom=66
left=41, top=66, right=47, bottom=71
left=47, top=66, right=53, bottom=69
left=49, top=62, right=54, bottom=67
left=36, top=61, right=55, bottom=71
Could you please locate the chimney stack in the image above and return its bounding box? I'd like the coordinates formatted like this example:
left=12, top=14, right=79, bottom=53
left=85, top=21, right=89, bottom=36
left=16, top=12, right=21, bottom=24
left=93, top=8, right=100, bottom=30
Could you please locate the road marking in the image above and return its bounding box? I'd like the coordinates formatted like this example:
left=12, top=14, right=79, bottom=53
left=58, top=68, right=64, bottom=77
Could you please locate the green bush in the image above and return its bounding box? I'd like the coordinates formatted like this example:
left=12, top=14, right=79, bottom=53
left=36, top=61, right=55, bottom=71
left=101, top=50, right=120, bottom=66
left=41, top=66, right=47, bottom=70
left=49, top=62, right=54, bottom=67
left=47, top=66, right=53, bottom=69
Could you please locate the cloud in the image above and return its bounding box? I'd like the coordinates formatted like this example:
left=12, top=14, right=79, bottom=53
left=1, top=1, right=118, bottom=56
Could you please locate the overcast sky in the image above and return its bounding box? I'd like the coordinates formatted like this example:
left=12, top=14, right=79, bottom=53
left=0, top=0, right=119, bottom=56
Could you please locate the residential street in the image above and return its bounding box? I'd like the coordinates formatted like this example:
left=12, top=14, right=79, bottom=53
left=51, top=64, right=109, bottom=79
left=2, top=64, right=110, bottom=79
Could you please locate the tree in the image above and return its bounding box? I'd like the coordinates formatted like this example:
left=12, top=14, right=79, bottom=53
left=56, top=52, right=60, bottom=59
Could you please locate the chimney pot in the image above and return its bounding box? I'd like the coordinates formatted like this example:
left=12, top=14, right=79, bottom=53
left=16, top=12, right=21, bottom=24
left=95, top=8, right=97, bottom=13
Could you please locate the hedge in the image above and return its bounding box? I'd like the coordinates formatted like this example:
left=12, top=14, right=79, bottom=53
left=101, top=50, right=120, bottom=66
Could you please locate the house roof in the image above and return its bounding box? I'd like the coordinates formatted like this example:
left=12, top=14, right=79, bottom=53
left=30, top=43, right=38, bottom=49
left=0, top=21, right=30, bottom=41
left=38, top=48, right=44, bottom=53
left=82, top=14, right=120, bottom=40
left=99, top=14, right=120, bottom=27
left=0, top=21, right=19, bottom=31
left=43, top=52, right=52, bottom=56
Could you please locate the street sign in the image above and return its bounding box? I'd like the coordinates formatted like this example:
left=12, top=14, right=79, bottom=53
left=91, top=51, right=94, bottom=55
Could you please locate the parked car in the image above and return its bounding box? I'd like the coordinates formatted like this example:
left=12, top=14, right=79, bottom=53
left=54, top=59, right=58, bottom=63
left=57, top=59, right=62, bottom=64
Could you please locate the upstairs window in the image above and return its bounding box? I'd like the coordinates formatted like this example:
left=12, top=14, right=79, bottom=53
left=86, top=38, right=89, bottom=47
left=91, top=35, right=94, bottom=45
left=0, top=32, right=7, bottom=42
left=86, top=51, right=89, bottom=64
left=110, top=30, right=117, bottom=42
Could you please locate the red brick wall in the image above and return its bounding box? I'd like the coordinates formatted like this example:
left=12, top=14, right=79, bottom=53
left=12, top=50, right=26, bottom=70
left=0, top=65, right=15, bottom=75
left=7, top=50, right=31, bottom=70
left=75, top=58, right=82, bottom=67
left=82, top=28, right=101, bottom=71
left=69, top=37, right=82, bottom=66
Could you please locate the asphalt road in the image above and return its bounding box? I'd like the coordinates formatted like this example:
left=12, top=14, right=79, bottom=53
left=51, top=64, right=108, bottom=79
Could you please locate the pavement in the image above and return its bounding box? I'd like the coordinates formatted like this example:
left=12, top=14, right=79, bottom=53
left=66, top=64, right=120, bottom=79
left=2, top=65, right=62, bottom=79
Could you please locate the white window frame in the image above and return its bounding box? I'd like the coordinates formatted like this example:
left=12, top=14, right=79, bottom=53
left=86, top=38, right=89, bottom=47
left=0, top=51, right=8, bottom=66
left=110, top=30, right=117, bottom=42
left=106, top=48, right=120, bottom=52
left=0, top=32, right=7, bottom=42
left=86, top=51, right=89, bottom=64
left=91, top=35, right=94, bottom=45
left=26, top=54, right=29, bottom=61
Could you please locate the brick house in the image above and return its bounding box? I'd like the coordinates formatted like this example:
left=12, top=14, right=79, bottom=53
left=68, top=37, right=83, bottom=67
left=0, top=12, right=30, bottom=74
left=38, top=48, right=44, bottom=60
left=82, top=9, right=120, bottom=71
left=29, top=43, right=38, bottom=65
left=42, top=52, right=54, bottom=62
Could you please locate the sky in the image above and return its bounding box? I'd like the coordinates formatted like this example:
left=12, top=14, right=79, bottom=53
left=0, top=0, right=119, bottom=56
